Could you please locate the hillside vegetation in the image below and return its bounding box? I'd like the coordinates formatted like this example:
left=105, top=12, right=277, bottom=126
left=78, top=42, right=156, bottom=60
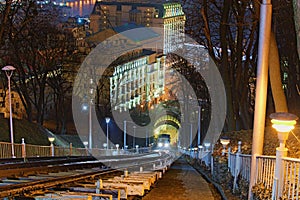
left=0, top=118, right=50, bottom=146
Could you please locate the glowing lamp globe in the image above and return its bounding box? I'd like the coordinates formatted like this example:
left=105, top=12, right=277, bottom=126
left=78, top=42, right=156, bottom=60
left=270, top=112, right=298, bottom=145
left=270, top=113, right=297, bottom=132
left=48, top=137, right=55, bottom=143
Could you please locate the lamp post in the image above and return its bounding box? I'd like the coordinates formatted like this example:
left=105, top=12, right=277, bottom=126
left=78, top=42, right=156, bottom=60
left=146, top=129, right=148, bottom=147
left=270, top=112, right=297, bottom=199
left=105, top=117, right=110, bottom=149
left=83, top=141, right=88, bottom=156
left=2, top=65, right=16, bottom=158
left=198, top=145, right=203, bottom=159
left=133, top=125, right=136, bottom=148
left=87, top=78, right=94, bottom=151
left=190, top=123, right=193, bottom=148
left=220, top=138, right=230, bottom=156
left=197, top=105, right=201, bottom=147
left=48, top=137, right=55, bottom=157
left=124, top=120, right=127, bottom=150
left=204, top=142, right=211, bottom=152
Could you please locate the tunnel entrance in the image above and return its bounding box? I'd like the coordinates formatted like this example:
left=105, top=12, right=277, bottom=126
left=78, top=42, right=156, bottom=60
left=153, top=115, right=181, bottom=146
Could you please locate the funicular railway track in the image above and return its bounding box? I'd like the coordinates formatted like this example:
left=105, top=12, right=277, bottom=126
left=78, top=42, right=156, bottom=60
left=0, top=151, right=175, bottom=199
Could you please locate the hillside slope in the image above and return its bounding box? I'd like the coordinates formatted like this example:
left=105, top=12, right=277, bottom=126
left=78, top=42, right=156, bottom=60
left=0, top=118, right=51, bottom=146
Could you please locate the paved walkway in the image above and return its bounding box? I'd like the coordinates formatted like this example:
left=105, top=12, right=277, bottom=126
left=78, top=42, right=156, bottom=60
left=142, top=156, right=215, bottom=200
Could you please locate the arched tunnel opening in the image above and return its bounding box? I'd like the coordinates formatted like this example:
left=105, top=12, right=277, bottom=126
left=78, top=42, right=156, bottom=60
left=153, top=115, right=181, bottom=146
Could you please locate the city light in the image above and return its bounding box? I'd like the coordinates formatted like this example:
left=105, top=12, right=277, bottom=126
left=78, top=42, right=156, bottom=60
left=105, top=117, right=110, bottom=149
left=2, top=65, right=16, bottom=158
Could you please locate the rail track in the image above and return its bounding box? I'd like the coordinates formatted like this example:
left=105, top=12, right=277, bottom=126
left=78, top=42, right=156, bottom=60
left=0, top=150, right=176, bottom=199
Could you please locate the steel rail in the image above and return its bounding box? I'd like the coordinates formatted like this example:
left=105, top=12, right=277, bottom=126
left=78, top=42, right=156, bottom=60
left=0, top=151, right=175, bottom=198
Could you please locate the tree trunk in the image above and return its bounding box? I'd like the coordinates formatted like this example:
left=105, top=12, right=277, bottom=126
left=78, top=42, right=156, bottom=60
left=268, top=32, right=288, bottom=112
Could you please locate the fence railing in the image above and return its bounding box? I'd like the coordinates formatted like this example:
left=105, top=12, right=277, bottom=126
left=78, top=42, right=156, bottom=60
left=255, top=155, right=276, bottom=190
left=0, top=141, right=150, bottom=159
left=282, top=157, right=300, bottom=199
left=184, top=141, right=300, bottom=200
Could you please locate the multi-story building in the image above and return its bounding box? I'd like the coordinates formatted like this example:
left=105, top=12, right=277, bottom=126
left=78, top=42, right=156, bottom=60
left=110, top=49, right=165, bottom=112
left=0, top=90, right=26, bottom=119
left=90, top=0, right=185, bottom=53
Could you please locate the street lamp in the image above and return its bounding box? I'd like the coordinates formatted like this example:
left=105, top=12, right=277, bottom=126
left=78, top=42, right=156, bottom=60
left=105, top=117, right=110, bottom=149
left=48, top=137, right=55, bottom=157
left=204, top=142, right=211, bottom=152
left=2, top=65, right=16, bottom=158
left=124, top=120, right=127, bottom=150
left=220, top=138, right=230, bottom=156
left=133, top=125, right=136, bottom=148
left=198, top=145, right=203, bottom=159
left=197, top=105, right=201, bottom=147
left=270, top=112, right=298, bottom=199
left=83, top=141, right=89, bottom=156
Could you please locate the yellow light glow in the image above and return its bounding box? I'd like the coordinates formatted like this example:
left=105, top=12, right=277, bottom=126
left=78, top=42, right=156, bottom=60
left=271, top=119, right=296, bottom=133
left=220, top=139, right=230, bottom=146
left=48, top=137, right=55, bottom=142
left=272, top=124, right=295, bottom=133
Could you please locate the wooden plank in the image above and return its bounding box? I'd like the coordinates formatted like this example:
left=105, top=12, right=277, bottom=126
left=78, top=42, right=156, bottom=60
left=102, top=179, right=144, bottom=196
left=114, top=176, right=151, bottom=190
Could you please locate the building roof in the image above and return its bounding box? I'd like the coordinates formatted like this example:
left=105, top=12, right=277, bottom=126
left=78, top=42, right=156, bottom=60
left=114, top=23, right=159, bottom=42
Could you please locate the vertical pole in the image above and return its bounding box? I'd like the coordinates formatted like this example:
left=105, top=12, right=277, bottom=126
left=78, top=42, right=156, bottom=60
left=69, top=143, right=72, bottom=156
left=51, top=142, right=54, bottom=157
left=88, top=101, right=92, bottom=150
left=190, top=123, right=193, bottom=157
left=197, top=105, right=201, bottom=146
left=272, top=145, right=287, bottom=199
left=249, top=0, right=272, bottom=199
left=8, top=74, right=15, bottom=158
left=190, top=123, right=193, bottom=149
left=106, top=122, right=109, bottom=149
left=124, top=120, right=127, bottom=150
left=133, top=126, right=136, bottom=148
left=21, top=138, right=26, bottom=159
left=146, top=129, right=148, bottom=147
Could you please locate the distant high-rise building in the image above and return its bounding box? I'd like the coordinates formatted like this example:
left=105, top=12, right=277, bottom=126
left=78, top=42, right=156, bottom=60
left=90, top=0, right=185, bottom=53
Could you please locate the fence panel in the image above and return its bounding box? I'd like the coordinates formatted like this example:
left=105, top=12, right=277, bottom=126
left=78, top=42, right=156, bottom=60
left=282, top=157, right=300, bottom=199
left=25, top=144, right=51, bottom=157
left=240, top=154, right=252, bottom=182
left=228, top=152, right=236, bottom=177
left=255, top=155, right=276, bottom=189
left=0, top=142, right=12, bottom=158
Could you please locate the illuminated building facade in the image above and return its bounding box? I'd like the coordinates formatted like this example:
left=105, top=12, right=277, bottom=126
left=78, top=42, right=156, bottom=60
left=0, top=90, right=26, bottom=119
left=110, top=50, right=165, bottom=112
left=90, top=1, right=185, bottom=53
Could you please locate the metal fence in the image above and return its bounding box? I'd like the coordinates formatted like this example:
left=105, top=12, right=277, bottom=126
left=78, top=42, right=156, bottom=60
left=282, top=157, right=300, bottom=199
left=183, top=141, right=300, bottom=200
left=0, top=141, right=148, bottom=159
left=255, top=155, right=276, bottom=190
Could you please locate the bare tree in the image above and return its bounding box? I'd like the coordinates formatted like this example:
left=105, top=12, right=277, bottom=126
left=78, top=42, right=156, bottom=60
left=1, top=1, right=75, bottom=125
left=182, top=0, right=259, bottom=131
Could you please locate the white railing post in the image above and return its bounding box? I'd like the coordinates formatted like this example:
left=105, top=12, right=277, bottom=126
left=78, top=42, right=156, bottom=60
left=21, top=138, right=26, bottom=159
left=69, top=143, right=73, bottom=156
left=233, top=141, right=242, bottom=192
left=272, top=147, right=287, bottom=199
